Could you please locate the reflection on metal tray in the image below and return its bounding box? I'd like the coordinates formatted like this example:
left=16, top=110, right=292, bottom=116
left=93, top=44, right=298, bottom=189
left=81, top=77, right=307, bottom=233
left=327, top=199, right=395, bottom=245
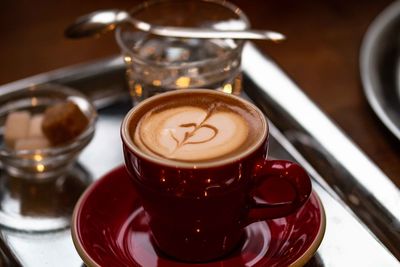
left=0, top=46, right=398, bottom=266
left=243, top=43, right=400, bottom=260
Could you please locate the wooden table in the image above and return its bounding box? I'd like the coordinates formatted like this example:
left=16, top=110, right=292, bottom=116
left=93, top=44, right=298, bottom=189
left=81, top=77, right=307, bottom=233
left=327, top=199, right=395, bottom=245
left=1, top=0, right=398, bottom=187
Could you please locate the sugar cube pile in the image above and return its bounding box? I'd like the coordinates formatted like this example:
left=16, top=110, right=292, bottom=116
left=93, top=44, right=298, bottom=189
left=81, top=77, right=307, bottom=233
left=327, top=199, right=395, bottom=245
left=4, top=111, right=31, bottom=148
left=3, top=101, right=89, bottom=151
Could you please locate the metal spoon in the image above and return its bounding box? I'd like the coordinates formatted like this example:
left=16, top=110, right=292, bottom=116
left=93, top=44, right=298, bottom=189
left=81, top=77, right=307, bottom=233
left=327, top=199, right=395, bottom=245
left=65, top=9, right=286, bottom=42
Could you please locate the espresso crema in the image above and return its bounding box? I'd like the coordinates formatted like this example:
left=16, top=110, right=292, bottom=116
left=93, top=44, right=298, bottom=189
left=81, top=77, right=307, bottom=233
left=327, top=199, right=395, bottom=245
left=130, top=91, right=265, bottom=163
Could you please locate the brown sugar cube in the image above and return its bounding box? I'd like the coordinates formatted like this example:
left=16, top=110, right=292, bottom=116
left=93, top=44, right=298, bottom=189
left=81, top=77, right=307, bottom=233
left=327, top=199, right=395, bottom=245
left=15, top=137, right=50, bottom=150
left=42, top=101, right=89, bottom=145
left=28, top=114, right=45, bottom=138
left=4, top=111, right=31, bottom=148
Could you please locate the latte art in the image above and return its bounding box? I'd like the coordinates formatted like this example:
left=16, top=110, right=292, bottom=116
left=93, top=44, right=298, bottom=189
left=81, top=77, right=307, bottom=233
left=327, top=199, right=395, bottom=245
left=128, top=90, right=266, bottom=164
left=135, top=105, right=249, bottom=161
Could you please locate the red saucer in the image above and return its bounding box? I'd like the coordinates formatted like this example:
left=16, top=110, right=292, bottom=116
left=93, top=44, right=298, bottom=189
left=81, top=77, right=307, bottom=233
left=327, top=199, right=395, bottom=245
left=72, top=166, right=325, bottom=267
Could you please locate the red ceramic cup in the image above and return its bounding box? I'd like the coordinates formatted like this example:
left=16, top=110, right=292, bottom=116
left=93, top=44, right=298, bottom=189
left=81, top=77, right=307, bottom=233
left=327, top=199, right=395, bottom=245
left=121, top=89, right=311, bottom=263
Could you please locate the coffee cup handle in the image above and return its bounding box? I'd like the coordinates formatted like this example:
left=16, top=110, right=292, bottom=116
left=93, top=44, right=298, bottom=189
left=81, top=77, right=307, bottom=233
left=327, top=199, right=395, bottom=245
left=246, top=160, right=312, bottom=224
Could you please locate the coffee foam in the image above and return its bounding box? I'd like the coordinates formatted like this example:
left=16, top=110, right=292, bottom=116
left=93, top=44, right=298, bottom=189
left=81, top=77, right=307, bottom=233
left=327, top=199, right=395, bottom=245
left=130, top=92, right=265, bottom=163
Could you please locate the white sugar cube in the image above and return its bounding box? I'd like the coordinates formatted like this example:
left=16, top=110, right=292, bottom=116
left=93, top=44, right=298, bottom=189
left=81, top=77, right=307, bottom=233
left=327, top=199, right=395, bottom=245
left=15, top=137, right=50, bottom=150
left=28, top=114, right=45, bottom=138
left=4, top=111, right=31, bottom=148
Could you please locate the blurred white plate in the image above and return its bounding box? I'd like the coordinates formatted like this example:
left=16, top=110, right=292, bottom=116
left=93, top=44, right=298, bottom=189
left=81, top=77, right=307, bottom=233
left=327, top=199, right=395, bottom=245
left=360, top=0, right=400, bottom=140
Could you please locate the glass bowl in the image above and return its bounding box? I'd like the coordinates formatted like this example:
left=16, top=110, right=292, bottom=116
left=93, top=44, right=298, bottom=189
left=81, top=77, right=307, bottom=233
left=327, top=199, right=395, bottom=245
left=0, top=84, right=97, bottom=180
left=0, top=84, right=96, bottom=231
left=115, top=0, right=250, bottom=104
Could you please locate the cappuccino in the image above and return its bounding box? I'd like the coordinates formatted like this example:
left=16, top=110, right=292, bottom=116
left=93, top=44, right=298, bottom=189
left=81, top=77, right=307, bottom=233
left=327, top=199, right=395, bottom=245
left=126, top=90, right=266, bottom=164
left=120, top=90, right=312, bottom=264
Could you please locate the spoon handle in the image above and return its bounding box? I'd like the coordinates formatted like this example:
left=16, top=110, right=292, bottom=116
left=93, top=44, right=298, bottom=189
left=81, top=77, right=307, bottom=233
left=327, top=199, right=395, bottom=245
left=129, top=17, right=286, bottom=41
left=64, top=9, right=286, bottom=42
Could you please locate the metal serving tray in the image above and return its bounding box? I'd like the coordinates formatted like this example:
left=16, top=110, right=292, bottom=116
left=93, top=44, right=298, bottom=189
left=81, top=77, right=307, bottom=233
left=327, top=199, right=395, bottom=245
left=0, top=45, right=398, bottom=266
